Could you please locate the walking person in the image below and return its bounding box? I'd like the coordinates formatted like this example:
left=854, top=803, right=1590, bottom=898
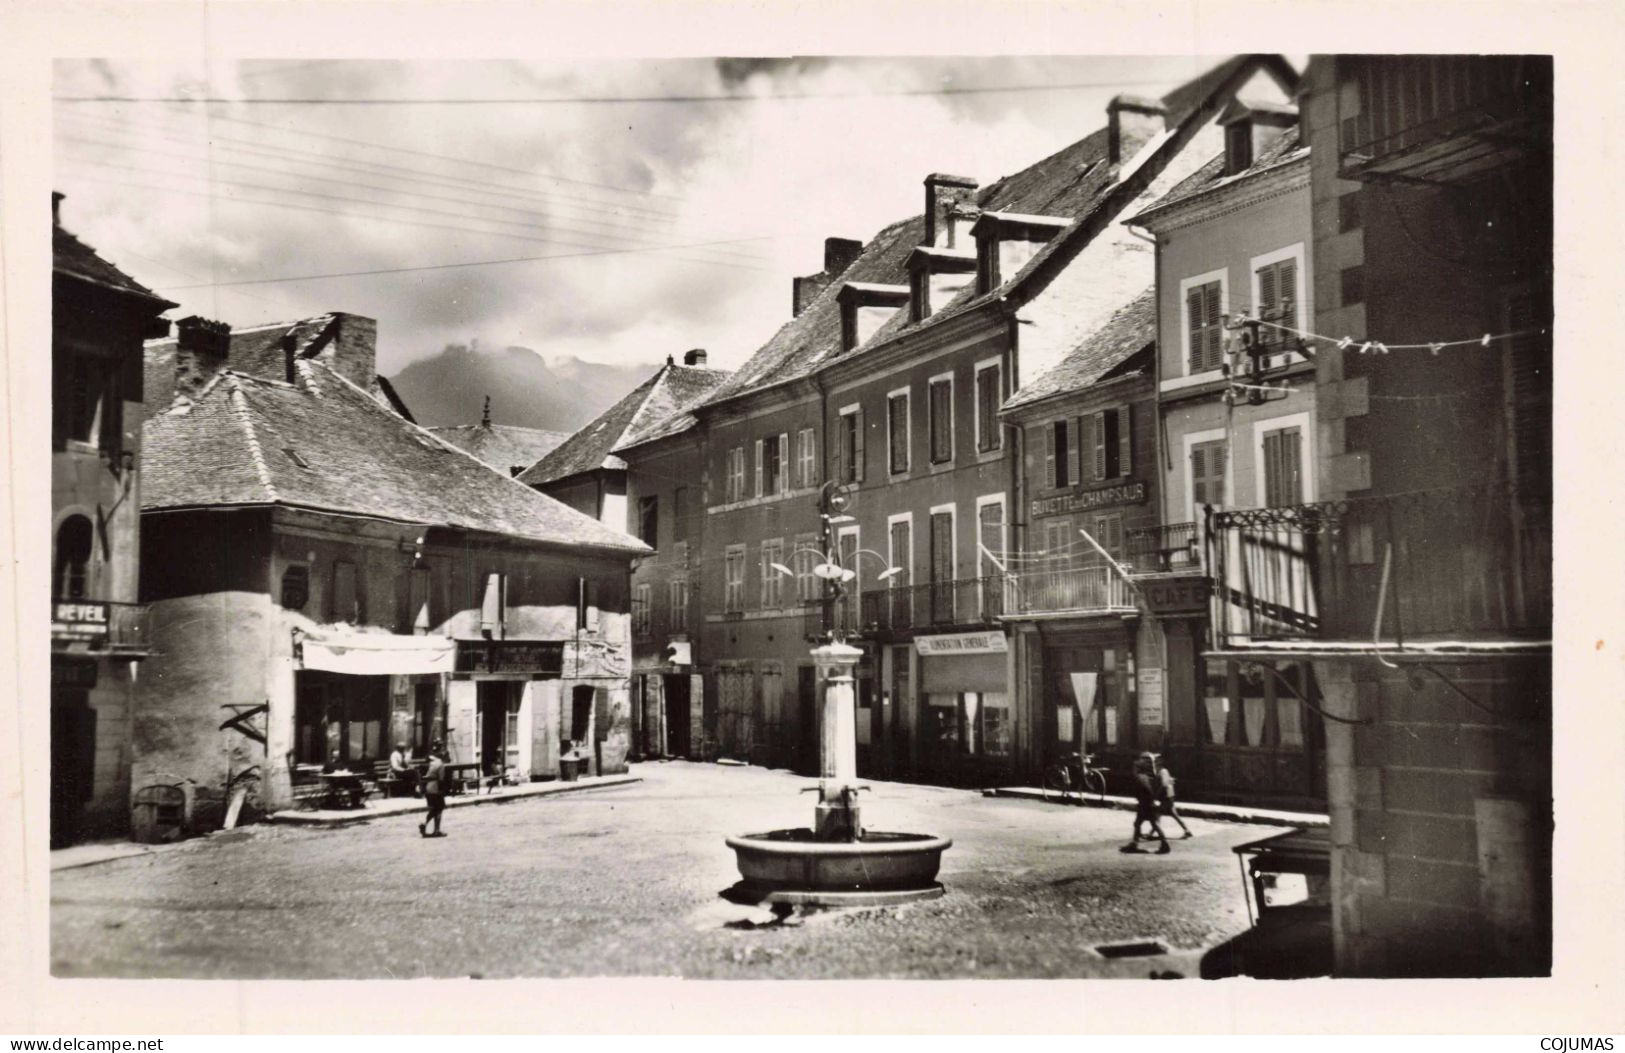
left=1122, top=752, right=1170, bottom=854
left=1157, top=756, right=1194, bottom=839
left=419, top=742, right=447, bottom=838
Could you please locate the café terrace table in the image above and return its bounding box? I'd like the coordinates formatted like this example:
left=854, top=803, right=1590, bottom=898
left=318, top=770, right=368, bottom=810
left=442, top=763, right=484, bottom=796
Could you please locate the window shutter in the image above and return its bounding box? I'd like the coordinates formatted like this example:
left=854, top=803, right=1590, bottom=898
left=853, top=407, right=865, bottom=482
left=778, top=433, right=789, bottom=493
left=1204, top=283, right=1223, bottom=371
left=1280, top=259, right=1297, bottom=332
left=1117, top=405, right=1132, bottom=477
left=833, top=421, right=846, bottom=485
left=1187, top=287, right=1205, bottom=373
left=1092, top=410, right=1107, bottom=481
left=754, top=439, right=764, bottom=497
left=1044, top=424, right=1057, bottom=489
left=1258, top=264, right=1278, bottom=318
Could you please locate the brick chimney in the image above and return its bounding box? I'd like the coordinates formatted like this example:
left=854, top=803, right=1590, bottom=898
left=792, top=237, right=864, bottom=318
left=307, top=313, right=378, bottom=391
left=1107, top=94, right=1168, bottom=166
left=683, top=348, right=708, bottom=367
left=52, top=191, right=64, bottom=227
left=173, top=316, right=233, bottom=399
left=924, top=173, right=978, bottom=248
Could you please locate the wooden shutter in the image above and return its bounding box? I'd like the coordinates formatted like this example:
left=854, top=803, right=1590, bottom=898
left=1203, top=283, right=1223, bottom=371
left=833, top=421, right=846, bottom=485
left=753, top=439, right=764, bottom=497
left=1258, top=264, right=1278, bottom=320
left=1187, top=286, right=1206, bottom=373
left=1075, top=414, right=1092, bottom=485
left=1092, top=410, right=1107, bottom=481
left=1192, top=441, right=1224, bottom=511
left=778, top=433, right=789, bottom=494
left=1044, top=423, right=1057, bottom=489
left=852, top=407, right=865, bottom=482
left=1264, top=427, right=1303, bottom=507
left=1277, top=258, right=1297, bottom=332
left=931, top=513, right=954, bottom=583
left=890, top=520, right=911, bottom=587
left=1117, top=404, right=1132, bottom=477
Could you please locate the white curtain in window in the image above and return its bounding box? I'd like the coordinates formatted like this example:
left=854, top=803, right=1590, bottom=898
left=1244, top=695, right=1268, bottom=746
left=1203, top=695, right=1230, bottom=744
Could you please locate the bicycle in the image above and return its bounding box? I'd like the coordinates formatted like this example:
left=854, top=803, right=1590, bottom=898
left=1041, top=751, right=1109, bottom=806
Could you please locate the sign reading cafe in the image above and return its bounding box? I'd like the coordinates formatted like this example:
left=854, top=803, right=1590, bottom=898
left=1030, top=480, right=1146, bottom=519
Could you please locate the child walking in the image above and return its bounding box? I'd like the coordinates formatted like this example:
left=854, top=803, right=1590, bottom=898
left=1157, top=757, right=1194, bottom=839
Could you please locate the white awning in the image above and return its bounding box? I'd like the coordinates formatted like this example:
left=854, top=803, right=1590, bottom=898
left=297, top=627, right=455, bottom=676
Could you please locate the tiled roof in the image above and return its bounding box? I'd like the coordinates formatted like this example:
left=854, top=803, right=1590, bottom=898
left=1130, top=123, right=1306, bottom=222
left=53, top=224, right=176, bottom=306
left=1002, top=286, right=1156, bottom=410
left=142, top=360, right=648, bottom=554
left=426, top=422, right=571, bottom=476
left=696, top=55, right=1295, bottom=412
left=516, top=362, right=730, bottom=485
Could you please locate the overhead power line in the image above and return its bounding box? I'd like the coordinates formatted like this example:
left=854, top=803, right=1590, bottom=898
left=54, top=74, right=1185, bottom=106
left=58, top=110, right=695, bottom=223
left=151, top=235, right=783, bottom=290
left=61, top=171, right=777, bottom=274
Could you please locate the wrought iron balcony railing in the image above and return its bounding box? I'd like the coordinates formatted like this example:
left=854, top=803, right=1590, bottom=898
left=51, top=598, right=152, bottom=654
left=1127, top=522, right=1203, bottom=574
left=1206, top=484, right=1551, bottom=648
left=1002, top=563, right=1136, bottom=616
left=858, top=575, right=1007, bottom=636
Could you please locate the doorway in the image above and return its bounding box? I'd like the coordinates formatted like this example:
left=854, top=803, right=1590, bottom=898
left=51, top=683, right=96, bottom=848
left=662, top=673, right=691, bottom=757
left=476, top=680, right=521, bottom=775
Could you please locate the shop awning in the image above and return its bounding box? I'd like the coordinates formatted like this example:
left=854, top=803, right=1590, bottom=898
left=296, top=627, right=456, bottom=676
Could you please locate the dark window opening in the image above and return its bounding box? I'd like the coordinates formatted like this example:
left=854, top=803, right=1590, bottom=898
left=638, top=495, right=659, bottom=548
left=54, top=515, right=94, bottom=599
left=281, top=564, right=310, bottom=611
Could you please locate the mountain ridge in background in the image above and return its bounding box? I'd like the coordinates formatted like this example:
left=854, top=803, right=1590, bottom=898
left=387, top=343, right=658, bottom=431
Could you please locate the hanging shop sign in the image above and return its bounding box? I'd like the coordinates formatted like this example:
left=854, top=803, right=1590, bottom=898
left=52, top=601, right=109, bottom=641
left=1030, top=480, right=1147, bottom=519
left=1141, top=576, right=1211, bottom=617
left=914, top=630, right=1008, bottom=656
left=455, top=640, right=565, bottom=676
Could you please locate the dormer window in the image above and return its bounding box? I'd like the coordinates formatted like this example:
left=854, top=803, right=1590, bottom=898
left=1218, top=99, right=1299, bottom=177
left=906, top=246, right=977, bottom=322
left=970, top=211, right=1070, bottom=295
left=836, top=282, right=910, bottom=352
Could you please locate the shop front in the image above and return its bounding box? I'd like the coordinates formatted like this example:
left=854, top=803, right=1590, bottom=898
left=1029, top=621, right=1141, bottom=792
left=447, top=639, right=567, bottom=781
left=910, top=630, right=1012, bottom=787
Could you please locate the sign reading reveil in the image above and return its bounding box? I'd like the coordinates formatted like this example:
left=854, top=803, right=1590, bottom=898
left=1030, top=479, right=1147, bottom=519
left=914, top=631, right=1008, bottom=656
left=52, top=601, right=109, bottom=639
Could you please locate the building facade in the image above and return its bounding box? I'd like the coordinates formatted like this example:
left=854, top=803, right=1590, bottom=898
left=1127, top=102, right=1328, bottom=811
left=1211, top=55, right=1553, bottom=976
left=1000, top=293, right=1161, bottom=789
left=135, top=315, right=647, bottom=825
left=608, top=55, right=1299, bottom=789
left=50, top=194, right=177, bottom=845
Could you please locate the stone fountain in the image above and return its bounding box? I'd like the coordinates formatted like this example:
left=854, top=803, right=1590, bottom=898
left=725, top=641, right=951, bottom=906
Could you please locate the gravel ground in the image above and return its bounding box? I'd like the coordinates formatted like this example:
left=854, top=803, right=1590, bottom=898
left=52, top=760, right=1267, bottom=979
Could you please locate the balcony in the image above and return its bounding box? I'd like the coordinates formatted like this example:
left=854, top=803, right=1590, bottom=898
left=858, top=576, right=1007, bottom=637
left=1207, top=485, right=1550, bottom=650
left=1127, top=522, right=1202, bottom=574
left=51, top=599, right=152, bottom=655
left=1337, top=55, right=1550, bottom=185
left=1002, top=563, right=1136, bottom=617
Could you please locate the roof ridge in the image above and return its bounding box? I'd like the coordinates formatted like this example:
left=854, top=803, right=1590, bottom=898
left=224, top=375, right=279, bottom=503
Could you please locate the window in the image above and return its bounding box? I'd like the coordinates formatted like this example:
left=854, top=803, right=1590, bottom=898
left=1261, top=425, right=1304, bottom=507
left=761, top=434, right=787, bottom=496
left=760, top=538, right=785, bottom=608
left=928, top=376, right=953, bottom=464
left=726, top=447, right=745, bottom=503
left=54, top=515, right=94, bottom=599
left=479, top=571, right=504, bottom=633
left=1046, top=419, right=1070, bottom=489
left=837, top=406, right=864, bottom=483
left=1337, top=190, right=1363, bottom=234
left=1091, top=511, right=1123, bottom=558
left=1083, top=405, right=1133, bottom=481
left=929, top=508, right=954, bottom=622
left=332, top=560, right=361, bottom=623
left=977, top=497, right=1005, bottom=578
left=724, top=546, right=746, bottom=612
left=1341, top=265, right=1365, bottom=307
left=888, top=516, right=913, bottom=587
left=924, top=692, right=1011, bottom=758
left=887, top=391, right=910, bottom=474
left=60, top=355, right=114, bottom=451
left=281, top=564, right=310, bottom=612
left=637, top=495, right=658, bottom=548
left=797, top=428, right=818, bottom=488
left=1043, top=517, right=1072, bottom=568
left=1184, top=278, right=1225, bottom=373
left=975, top=363, right=1002, bottom=452
left=632, top=583, right=652, bottom=636
left=1201, top=658, right=1316, bottom=750
left=669, top=577, right=688, bottom=627
left=1190, top=439, right=1226, bottom=515
left=1255, top=256, right=1299, bottom=334
left=406, top=566, right=430, bottom=633
left=836, top=527, right=860, bottom=631
left=672, top=487, right=688, bottom=541
left=576, top=577, right=598, bottom=632
left=794, top=533, right=820, bottom=603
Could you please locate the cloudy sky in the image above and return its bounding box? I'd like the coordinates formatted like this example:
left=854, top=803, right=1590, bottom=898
left=53, top=56, right=1221, bottom=376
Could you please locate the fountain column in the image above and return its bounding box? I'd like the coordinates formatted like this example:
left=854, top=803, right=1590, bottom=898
left=812, top=641, right=863, bottom=841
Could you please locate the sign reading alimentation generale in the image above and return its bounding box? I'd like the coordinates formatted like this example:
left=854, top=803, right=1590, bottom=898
left=1030, top=480, right=1147, bottom=519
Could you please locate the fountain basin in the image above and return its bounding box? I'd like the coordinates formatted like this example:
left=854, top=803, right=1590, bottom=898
left=725, top=829, right=952, bottom=893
